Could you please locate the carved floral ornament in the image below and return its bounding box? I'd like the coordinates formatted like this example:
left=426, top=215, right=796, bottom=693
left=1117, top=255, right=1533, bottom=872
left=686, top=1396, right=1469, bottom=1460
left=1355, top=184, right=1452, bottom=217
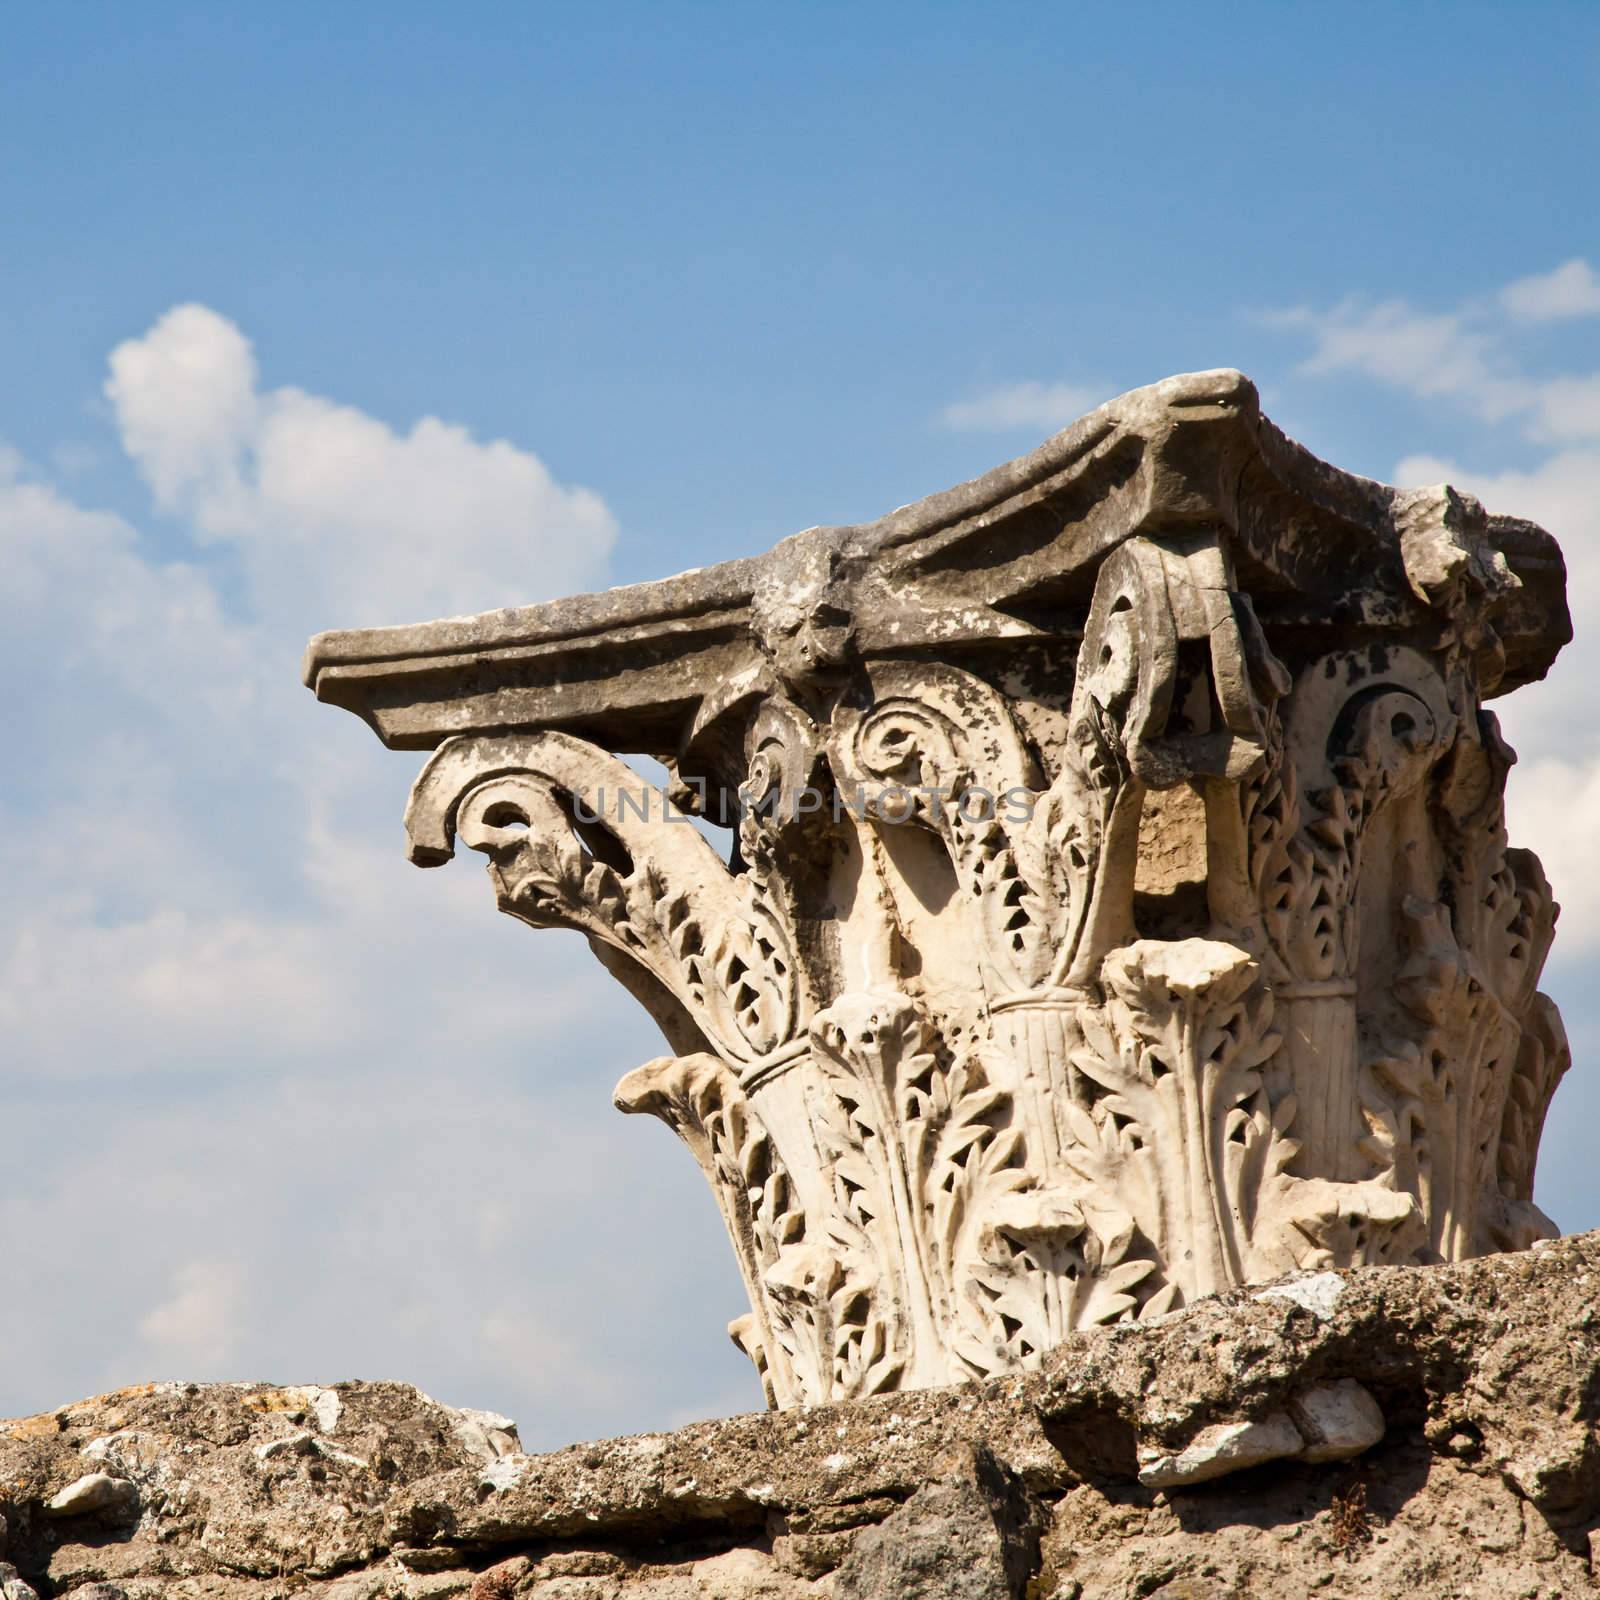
left=306, top=370, right=1574, bottom=1407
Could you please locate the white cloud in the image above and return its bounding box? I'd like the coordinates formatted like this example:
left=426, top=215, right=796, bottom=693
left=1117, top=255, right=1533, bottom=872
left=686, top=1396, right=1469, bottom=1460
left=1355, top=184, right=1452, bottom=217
left=1501, top=258, right=1600, bottom=323
left=0, top=303, right=639, bottom=1090
left=138, top=1260, right=246, bottom=1373
left=0, top=1057, right=755, bottom=1437
left=1504, top=754, right=1600, bottom=958
left=0, top=449, right=250, bottom=712
left=1524, top=374, right=1600, bottom=445
left=0, top=309, right=765, bottom=1438
left=478, top=1305, right=618, bottom=1411
left=0, top=911, right=340, bottom=1072
left=1263, top=270, right=1600, bottom=444
left=107, top=304, right=259, bottom=510
left=939, top=379, right=1103, bottom=433
left=105, top=303, right=617, bottom=629
left=1260, top=299, right=1533, bottom=423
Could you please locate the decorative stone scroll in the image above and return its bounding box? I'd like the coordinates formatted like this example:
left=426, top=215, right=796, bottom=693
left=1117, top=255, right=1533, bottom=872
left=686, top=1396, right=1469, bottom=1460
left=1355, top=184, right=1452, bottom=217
left=305, top=369, right=1574, bottom=1408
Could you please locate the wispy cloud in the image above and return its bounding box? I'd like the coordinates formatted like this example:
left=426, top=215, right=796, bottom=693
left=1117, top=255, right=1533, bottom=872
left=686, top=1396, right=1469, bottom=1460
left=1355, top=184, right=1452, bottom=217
left=1259, top=263, right=1600, bottom=444
left=0, top=307, right=761, bottom=1438
left=1501, top=258, right=1600, bottom=323
left=938, top=379, right=1103, bottom=434
left=1256, top=300, right=1533, bottom=423
left=138, top=1260, right=246, bottom=1373
left=106, top=304, right=616, bottom=628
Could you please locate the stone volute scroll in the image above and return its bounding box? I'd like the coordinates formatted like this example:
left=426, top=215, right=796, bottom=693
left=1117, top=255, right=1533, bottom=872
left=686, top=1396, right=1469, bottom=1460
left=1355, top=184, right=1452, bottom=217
left=304, top=369, right=1574, bottom=1410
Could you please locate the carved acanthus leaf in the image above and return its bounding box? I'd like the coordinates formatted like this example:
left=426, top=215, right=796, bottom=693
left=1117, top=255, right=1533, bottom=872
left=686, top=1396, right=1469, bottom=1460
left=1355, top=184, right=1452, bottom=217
left=613, top=1052, right=811, bottom=1407
left=407, top=733, right=806, bottom=1068
left=829, top=664, right=1062, bottom=992
left=1063, top=940, right=1285, bottom=1303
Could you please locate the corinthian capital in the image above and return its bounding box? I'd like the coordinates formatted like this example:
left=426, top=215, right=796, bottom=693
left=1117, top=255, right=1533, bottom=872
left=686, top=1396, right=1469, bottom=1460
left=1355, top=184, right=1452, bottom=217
left=306, top=369, right=1573, bottom=1406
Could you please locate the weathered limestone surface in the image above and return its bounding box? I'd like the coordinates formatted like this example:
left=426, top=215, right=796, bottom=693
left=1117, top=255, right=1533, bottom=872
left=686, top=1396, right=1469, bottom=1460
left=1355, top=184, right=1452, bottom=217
left=5, top=1237, right=1600, bottom=1597
left=305, top=370, right=1575, bottom=1410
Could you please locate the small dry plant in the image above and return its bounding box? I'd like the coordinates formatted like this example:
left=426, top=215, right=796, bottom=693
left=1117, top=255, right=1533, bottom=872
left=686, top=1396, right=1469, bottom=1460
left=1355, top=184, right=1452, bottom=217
left=1326, top=1481, right=1373, bottom=1560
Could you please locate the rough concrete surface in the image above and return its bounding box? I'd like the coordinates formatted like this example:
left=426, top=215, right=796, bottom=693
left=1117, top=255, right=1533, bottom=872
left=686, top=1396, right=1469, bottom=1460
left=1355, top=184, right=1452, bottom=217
left=5, top=1234, right=1599, bottom=1597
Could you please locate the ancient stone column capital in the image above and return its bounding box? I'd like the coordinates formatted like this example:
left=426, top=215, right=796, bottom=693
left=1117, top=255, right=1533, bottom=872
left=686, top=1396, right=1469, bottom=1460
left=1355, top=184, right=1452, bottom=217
left=306, top=369, right=1573, bottom=1407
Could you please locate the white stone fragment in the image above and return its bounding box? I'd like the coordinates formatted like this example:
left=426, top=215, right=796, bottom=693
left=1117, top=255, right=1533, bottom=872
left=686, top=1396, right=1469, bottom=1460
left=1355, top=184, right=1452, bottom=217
left=445, top=1404, right=520, bottom=1463
left=1288, top=1380, right=1385, bottom=1463
left=44, top=1471, right=136, bottom=1517
left=1254, top=1272, right=1346, bottom=1322
left=311, top=1386, right=343, bottom=1434
left=1137, top=1412, right=1304, bottom=1488
left=82, top=1428, right=164, bottom=1480
left=254, top=1431, right=317, bottom=1461
left=479, top=1453, right=530, bottom=1492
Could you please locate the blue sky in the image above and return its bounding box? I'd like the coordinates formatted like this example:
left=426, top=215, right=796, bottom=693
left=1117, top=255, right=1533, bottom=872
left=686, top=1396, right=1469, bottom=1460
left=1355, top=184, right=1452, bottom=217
left=4, top=4, right=1599, bottom=1445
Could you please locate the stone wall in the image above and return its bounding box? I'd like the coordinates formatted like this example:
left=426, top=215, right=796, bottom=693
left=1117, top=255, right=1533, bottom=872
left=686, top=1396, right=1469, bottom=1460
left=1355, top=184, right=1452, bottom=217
left=6, top=1234, right=1599, bottom=1598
